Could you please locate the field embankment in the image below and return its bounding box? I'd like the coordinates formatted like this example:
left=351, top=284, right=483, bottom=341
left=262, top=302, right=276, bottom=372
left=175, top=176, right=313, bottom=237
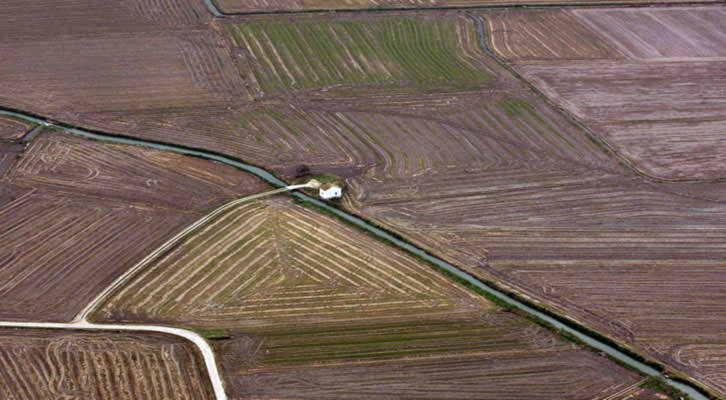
left=215, top=0, right=725, bottom=13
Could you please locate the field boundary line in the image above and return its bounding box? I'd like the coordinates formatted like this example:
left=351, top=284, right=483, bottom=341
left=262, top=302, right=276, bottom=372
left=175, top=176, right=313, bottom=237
left=206, top=0, right=726, bottom=17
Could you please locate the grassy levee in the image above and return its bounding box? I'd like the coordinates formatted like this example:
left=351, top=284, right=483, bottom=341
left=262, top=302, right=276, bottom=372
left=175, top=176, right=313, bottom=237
left=643, top=377, right=693, bottom=400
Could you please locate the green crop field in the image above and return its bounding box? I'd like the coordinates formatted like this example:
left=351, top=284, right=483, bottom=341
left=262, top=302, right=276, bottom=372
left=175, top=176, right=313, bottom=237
left=228, top=15, right=492, bottom=92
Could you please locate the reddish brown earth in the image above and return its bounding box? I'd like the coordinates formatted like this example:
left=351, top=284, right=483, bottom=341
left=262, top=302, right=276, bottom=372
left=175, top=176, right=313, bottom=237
left=481, top=9, right=624, bottom=61
left=456, top=7, right=726, bottom=395
left=0, top=0, right=245, bottom=145
left=0, top=117, right=31, bottom=140
left=573, top=7, right=726, bottom=61
left=0, top=328, right=212, bottom=400
left=518, top=61, right=726, bottom=180
left=0, top=132, right=266, bottom=322
left=0, top=143, right=22, bottom=177
left=227, top=350, right=641, bottom=399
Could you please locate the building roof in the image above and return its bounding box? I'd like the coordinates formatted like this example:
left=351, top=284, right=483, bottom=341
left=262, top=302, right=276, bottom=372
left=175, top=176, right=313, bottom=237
left=320, top=183, right=340, bottom=191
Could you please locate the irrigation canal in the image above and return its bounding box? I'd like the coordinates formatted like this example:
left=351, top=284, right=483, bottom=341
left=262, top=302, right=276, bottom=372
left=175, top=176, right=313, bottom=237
left=0, top=108, right=709, bottom=400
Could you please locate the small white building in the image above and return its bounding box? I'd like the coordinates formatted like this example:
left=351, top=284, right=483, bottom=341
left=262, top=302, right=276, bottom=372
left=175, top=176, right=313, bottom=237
left=319, top=183, right=342, bottom=200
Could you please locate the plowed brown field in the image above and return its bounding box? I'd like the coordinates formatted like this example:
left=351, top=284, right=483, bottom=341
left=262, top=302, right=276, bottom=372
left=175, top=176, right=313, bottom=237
left=573, top=7, right=726, bottom=61
left=482, top=9, right=623, bottom=61
left=460, top=7, right=726, bottom=395
left=0, top=328, right=212, bottom=400
left=94, top=197, right=644, bottom=400
left=0, top=117, right=32, bottom=140
left=0, top=132, right=266, bottom=322
left=0, top=143, right=22, bottom=177
left=0, top=0, right=245, bottom=146
left=482, top=6, right=726, bottom=181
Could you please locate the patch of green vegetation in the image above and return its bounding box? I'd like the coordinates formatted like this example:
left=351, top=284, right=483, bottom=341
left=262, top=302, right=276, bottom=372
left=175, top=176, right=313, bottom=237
left=310, top=173, right=341, bottom=185
left=231, top=16, right=492, bottom=92
left=497, top=98, right=534, bottom=118
left=642, top=377, right=691, bottom=400
left=194, top=328, right=231, bottom=341
left=257, top=317, right=523, bottom=365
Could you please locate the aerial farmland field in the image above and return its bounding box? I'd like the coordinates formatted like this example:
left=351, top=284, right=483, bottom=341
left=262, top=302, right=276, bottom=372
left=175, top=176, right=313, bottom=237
left=94, top=196, right=646, bottom=399
left=340, top=103, right=726, bottom=396
left=228, top=13, right=493, bottom=94
left=0, top=0, right=247, bottom=158
left=0, top=143, right=23, bottom=177
left=0, top=328, right=212, bottom=399
left=1, top=0, right=724, bottom=399
left=0, top=132, right=266, bottom=321
left=482, top=9, right=624, bottom=61
left=441, top=5, right=726, bottom=395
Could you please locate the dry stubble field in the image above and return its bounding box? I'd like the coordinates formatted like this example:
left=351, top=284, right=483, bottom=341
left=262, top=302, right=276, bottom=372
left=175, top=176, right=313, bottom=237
left=0, top=131, right=266, bottom=322
left=0, top=328, right=212, bottom=400
left=94, top=197, right=644, bottom=400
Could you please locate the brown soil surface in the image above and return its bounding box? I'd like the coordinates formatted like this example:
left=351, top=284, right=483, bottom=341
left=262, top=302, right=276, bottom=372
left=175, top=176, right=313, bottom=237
left=0, top=132, right=267, bottom=322
left=481, top=9, right=624, bottom=61
left=0, top=117, right=31, bottom=140
left=573, top=7, right=726, bottom=61
left=483, top=7, right=726, bottom=181
left=94, top=197, right=644, bottom=400
left=0, top=328, right=212, bottom=400
left=0, top=143, right=23, bottom=177
left=519, top=61, right=726, bottom=180
left=0, top=0, right=244, bottom=142
left=2, top=2, right=721, bottom=396
left=228, top=350, right=639, bottom=399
